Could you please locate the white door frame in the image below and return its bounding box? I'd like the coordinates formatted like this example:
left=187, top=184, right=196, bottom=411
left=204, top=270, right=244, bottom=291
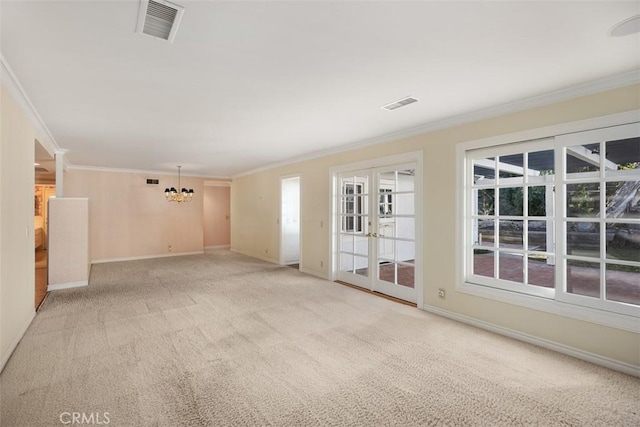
left=279, top=174, right=302, bottom=266
left=329, top=151, right=424, bottom=309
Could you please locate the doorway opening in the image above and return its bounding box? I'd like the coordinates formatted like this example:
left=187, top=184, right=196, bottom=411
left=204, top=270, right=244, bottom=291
left=34, top=140, right=56, bottom=310
left=280, top=176, right=301, bottom=268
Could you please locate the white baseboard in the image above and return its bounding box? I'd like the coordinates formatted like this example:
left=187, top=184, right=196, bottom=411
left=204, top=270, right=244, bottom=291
left=48, top=280, right=88, bottom=291
left=230, top=249, right=328, bottom=280
left=204, top=245, right=230, bottom=251
left=0, top=310, right=35, bottom=373
left=92, top=251, right=204, bottom=264
left=229, top=248, right=281, bottom=265
left=422, top=305, right=639, bottom=377
left=299, top=267, right=328, bottom=280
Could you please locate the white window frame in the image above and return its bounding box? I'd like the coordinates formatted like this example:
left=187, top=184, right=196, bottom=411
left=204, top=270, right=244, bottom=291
left=456, top=111, right=640, bottom=332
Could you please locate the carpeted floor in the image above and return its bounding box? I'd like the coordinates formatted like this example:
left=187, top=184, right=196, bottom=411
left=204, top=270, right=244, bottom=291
left=1, top=250, right=638, bottom=426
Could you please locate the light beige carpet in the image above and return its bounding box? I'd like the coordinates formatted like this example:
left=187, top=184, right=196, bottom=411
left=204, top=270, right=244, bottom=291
left=1, top=250, right=638, bottom=426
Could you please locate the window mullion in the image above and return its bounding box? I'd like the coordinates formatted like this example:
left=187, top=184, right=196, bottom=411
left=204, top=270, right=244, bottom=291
left=555, top=143, right=565, bottom=299
left=523, top=153, right=529, bottom=286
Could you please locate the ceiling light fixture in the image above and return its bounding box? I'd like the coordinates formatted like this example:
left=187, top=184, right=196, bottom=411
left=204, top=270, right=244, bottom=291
left=164, top=165, right=194, bottom=203
left=610, top=15, right=640, bottom=37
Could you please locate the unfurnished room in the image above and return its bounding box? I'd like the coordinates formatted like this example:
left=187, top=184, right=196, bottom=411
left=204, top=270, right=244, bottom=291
left=0, top=1, right=639, bottom=426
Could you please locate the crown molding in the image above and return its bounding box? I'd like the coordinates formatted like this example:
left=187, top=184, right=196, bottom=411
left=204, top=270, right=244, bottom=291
left=233, top=69, right=640, bottom=178
left=0, top=54, right=65, bottom=162
left=66, top=164, right=231, bottom=180
left=204, top=181, right=232, bottom=187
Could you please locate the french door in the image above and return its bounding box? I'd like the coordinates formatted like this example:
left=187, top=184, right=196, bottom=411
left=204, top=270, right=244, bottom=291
left=336, top=163, right=418, bottom=303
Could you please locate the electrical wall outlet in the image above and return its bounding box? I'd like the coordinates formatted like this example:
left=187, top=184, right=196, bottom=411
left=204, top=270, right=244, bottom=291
left=437, top=289, right=446, bottom=298
left=168, top=245, right=172, bottom=252
left=320, top=261, right=324, bottom=268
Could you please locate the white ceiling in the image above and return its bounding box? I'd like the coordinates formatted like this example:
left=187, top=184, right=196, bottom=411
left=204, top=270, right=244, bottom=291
left=2, top=1, right=639, bottom=177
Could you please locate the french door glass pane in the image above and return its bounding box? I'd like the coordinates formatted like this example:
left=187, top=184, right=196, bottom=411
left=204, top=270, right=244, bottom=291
left=377, top=237, right=395, bottom=262
left=395, top=193, right=414, bottom=215
left=396, top=240, right=415, bottom=263
left=340, top=253, right=354, bottom=273
left=354, top=236, right=369, bottom=257
left=340, top=234, right=354, bottom=253
left=396, top=217, right=415, bottom=240
left=397, top=264, right=415, bottom=288
left=398, top=170, right=415, bottom=191
left=354, top=256, right=368, bottom=277
left=377, top=261, right=395, bottom=284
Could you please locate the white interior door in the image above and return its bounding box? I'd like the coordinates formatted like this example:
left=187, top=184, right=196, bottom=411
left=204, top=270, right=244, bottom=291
left=337, top=170, right=372, bottom=289
left=280, top=176, right=300, bottom=265
left=337, top=163, right=418, bottom=303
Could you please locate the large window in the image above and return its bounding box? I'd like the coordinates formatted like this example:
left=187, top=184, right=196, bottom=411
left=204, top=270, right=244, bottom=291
left=464, top=122, right=639, bottom=320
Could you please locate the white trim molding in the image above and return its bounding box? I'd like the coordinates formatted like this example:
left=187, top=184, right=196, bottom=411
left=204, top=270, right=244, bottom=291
left=92, top=251, right=204, bottom=264
left=423, top=305, right=639, bottom=377
left=47, top=280, right=88, bottom=291
left=0, top=310, right=35, bottom=373
left=299, top=266, right=328, bottom=280
left=229, top=248, right=280, bottom=265
left=234, top=70, right=640, bottom=179
left=204, top=181, right=232, bottom=187
left=0, top=54, right=63, bottom=163
left=68, top=164, right=231, bottom=180
left=204, top=245, right=230, bottom=250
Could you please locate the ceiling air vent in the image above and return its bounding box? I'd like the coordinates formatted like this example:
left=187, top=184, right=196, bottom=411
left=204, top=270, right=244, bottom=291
left=381, top=96, right=418, bottom=111
left=136, top=0, right=185, bottom=43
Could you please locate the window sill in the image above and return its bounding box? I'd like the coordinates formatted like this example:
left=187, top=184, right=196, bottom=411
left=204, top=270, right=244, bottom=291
left=458, top=281, right=640, bottom=333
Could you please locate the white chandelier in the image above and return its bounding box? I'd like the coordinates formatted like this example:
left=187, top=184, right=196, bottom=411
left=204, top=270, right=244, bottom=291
left=164, top=165, right=194, bottom=203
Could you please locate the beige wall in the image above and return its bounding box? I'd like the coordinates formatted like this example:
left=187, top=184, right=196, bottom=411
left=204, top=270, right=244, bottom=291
left=0, top=85, right=38, bottom=369
left=65, top=170, right=216, bottom=261
left=231, top=84, right=640, bottom=366
left=48, top=198, right=89, bottom=286
left=203, top=185, right=231, bottom=247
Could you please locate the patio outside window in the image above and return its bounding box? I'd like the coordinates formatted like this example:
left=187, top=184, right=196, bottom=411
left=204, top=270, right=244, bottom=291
left=464, top=123, right=640, bottom=318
